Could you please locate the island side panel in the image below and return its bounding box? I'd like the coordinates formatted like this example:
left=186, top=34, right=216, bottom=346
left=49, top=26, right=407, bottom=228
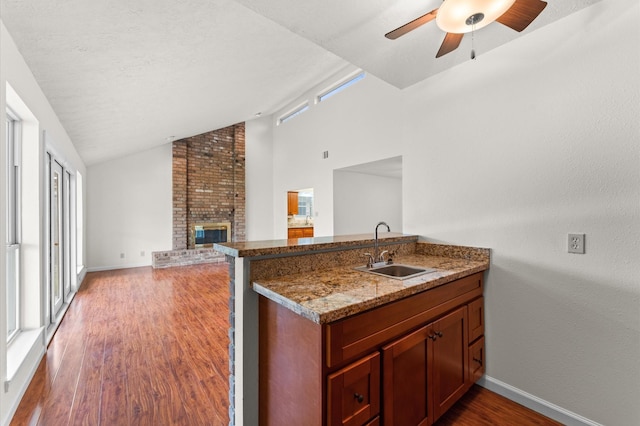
left=259, top=295, right=324, bottom=426
left=233, top=256, right=260, bottom=426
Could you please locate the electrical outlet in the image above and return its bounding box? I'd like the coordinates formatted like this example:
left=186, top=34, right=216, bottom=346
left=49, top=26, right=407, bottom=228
left=568, top=234, right=585, bottom=254
left=120, top=252, right=125, bottom=259
left=140, top=251, right=145, bottom=257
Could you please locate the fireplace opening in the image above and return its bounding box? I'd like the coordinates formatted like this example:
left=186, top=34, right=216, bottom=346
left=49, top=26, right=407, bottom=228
left=195, top=228, right=226, bottom=245
left=191, top=222, right=231, bottom=248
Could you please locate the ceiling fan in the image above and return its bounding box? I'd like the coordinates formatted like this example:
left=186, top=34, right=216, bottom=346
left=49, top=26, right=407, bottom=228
left=385, top=0, right=548, bottom=58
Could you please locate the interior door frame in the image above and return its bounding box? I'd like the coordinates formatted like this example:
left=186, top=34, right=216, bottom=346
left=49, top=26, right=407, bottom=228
left=63, top=169, right=72, bottom=300
left=49, top=155, right=65, bottom=321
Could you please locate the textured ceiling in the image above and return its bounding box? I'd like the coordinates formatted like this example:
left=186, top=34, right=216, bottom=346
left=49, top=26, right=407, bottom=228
left=236, top=0, right=600, bottom=88
left=0, top=0, right=599, bottom=165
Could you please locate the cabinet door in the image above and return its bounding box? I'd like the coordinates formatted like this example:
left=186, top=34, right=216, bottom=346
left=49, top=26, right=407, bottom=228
left=327, top=352, right=380, bottom=426
left=288, top=228, right=304, bottom=239
left=287, top=191, right=299, bottom=215
left=303, top=227, right=314, bottom=237
left=382, top=326, right=431, bottom=426
left=431, top=306, right=469, bottom=421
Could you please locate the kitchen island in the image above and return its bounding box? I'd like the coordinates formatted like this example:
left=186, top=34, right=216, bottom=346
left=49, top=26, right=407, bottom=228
left=215, top=233, right=489, bottom=425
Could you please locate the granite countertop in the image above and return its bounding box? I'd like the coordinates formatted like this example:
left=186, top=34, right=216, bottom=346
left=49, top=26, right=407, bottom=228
left=288, top=224, right=314, bottom=229
left=253, top=251, right=489, bottom=324
left=214, top=232, right=417, bottom=258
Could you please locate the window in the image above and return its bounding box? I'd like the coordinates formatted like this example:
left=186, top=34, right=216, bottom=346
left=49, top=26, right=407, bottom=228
left=316, top=71, right=365, bottom=103
left=277, top=102, right=309, bottom=126
left=6, top=108, right=21, bottom=342
left=297, top=194, right=313, bottom=217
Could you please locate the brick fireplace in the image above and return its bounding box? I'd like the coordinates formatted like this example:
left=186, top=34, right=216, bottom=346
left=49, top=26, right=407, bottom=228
left=173, top=123, right=246, bottom=250
left=152, top=123, right=245, bottom=269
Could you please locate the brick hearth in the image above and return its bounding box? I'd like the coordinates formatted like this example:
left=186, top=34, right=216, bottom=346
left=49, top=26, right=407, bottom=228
left=151, top=248, right=226, bottom=269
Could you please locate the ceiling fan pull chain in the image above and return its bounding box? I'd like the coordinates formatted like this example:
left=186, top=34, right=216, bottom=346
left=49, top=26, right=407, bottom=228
left=470, top=20, right=477, bottom=60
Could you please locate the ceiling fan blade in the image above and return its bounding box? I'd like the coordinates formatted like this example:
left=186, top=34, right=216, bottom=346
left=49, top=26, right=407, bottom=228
left=496, top=0, right=548, bottom=32
left=436, top=33, right=464, bottom=58
left=385, top=9, right=438, bottom=40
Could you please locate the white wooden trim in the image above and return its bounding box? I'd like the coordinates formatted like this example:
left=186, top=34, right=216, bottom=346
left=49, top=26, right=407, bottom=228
left=478, top=376, right=603, bottom=426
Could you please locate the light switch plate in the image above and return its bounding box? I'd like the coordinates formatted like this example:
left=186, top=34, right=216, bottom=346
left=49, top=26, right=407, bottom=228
left=568, top=234, right=585, bottom=254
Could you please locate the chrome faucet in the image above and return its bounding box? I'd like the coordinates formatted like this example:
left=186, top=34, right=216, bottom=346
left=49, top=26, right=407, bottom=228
left=374, top=221, right=390, bottom=263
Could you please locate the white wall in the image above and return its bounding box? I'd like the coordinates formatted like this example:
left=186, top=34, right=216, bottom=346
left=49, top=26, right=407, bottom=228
left=245, top=117, right=275, bottom=241
left=268, top=1, right=640, bottom=424
left=333, top=171, right=402, bottom=236
left=0, top=20, right=86, bottom=425
left=86, top=144, right=172, bottom=270
left=271, top=66, right=406, bottom=238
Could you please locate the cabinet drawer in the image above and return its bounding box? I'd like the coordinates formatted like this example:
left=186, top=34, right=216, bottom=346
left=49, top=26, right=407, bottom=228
left=468, top=296, right=484, bottom=343
left=327, top=272, right=483, bottom=368
left=469, top=336, right=485, bottom=383
left=327, top=352, right=381, bottom=426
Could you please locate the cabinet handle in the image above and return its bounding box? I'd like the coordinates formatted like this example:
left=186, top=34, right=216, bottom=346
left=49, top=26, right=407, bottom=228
left=473, top=357, right=483, bottom=366
left=354, top=393, right=364, bottom=403
left=435, top=331, right=443, bottom=338
left=428, top=334, right=437, bottom=341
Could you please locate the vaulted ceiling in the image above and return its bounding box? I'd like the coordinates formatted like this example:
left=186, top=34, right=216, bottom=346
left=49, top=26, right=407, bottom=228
left=1, top=0, right=599, bottom=165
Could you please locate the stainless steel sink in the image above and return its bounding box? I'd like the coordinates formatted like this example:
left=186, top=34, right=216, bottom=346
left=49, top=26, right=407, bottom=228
left=355, top=264, right=436, bottom=280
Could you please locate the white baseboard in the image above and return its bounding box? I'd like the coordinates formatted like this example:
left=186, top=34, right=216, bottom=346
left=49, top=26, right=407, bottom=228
left=478, top=376, right=603, bottom=426
left=86, top=262, right=150, bottom=272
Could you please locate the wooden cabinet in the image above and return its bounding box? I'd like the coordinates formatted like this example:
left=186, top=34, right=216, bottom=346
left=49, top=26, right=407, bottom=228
left=381, top=306, right=468, bottom=425
left=288, top=227, right=314, bottom=239
left=259, top=272, right=485, bottom=426
left=287, top=191, right=298, bottom=215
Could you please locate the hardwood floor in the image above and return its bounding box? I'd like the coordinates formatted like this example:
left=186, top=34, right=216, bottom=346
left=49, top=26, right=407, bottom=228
left=435, top=385, right=562, bottom=425
left=11, top=264, right=561, bottom=426
left=11, top=264, right=230, bottom=426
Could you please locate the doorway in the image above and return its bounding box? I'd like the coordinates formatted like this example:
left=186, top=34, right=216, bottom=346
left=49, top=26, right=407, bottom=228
left=286, top=188, right=314, bottom=239
left=64, top=170, right=72, bottom=300
left=333, top=156, right=403, bottom=235
left=47, top=154, right=71, bottom=323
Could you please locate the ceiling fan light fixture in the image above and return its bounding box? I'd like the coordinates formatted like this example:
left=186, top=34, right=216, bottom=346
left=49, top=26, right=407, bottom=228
left=436, top=0, right=516, bottom=33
